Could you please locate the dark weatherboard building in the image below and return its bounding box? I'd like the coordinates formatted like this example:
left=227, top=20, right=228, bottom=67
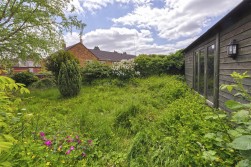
left=184, top=0, right=251, bottom=110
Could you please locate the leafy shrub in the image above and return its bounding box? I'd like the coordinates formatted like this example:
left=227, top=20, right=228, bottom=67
left=45, top=50, right=79, bottom=78
left=58, top=60, right=82, bottom=97
left=0, top=72, right=30, bottom=165
left=112, top=59, right=140, bottom=80
left=37, top=70, right=55, bottom=79
left=30, top=78, right=56, bottom=89
left=204, top=72, right=251, bottom=166
left=11, top=72, right=39, bottom=86
left=134, top=50, right=184, bottom=77
left=81, top=61, right=112, bottom=84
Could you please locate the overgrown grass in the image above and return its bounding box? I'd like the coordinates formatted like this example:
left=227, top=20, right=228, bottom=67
left=8, top=75, right=239, bottom=166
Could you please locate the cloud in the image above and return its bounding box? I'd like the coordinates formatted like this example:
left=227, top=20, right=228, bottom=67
left=81, top=0, right=153, bottom=12
left=64, top=0, right=243, bottom=55
left=112, top=0, right=242, bottom=40
left=63, top=27, right=186, bottom=55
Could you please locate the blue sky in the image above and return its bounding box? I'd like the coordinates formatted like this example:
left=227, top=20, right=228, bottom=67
left=64, top=0, right=242, bottom=55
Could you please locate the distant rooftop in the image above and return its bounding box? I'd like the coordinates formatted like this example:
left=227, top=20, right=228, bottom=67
left=65, top=42, right=136, bottom=62
left=89, top=47, right=135, bottom=62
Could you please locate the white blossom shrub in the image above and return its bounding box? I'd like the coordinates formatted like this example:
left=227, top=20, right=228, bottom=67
left=112, top=59, right=140, bottom=80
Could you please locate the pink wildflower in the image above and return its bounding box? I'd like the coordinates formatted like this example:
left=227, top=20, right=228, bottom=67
left=82, top=152, right=86, bottom=157
left=40, top=132, right=45, bottom=137
left=78, top=140, right=82, bottom=144
left=88, top=140, right=93, bottom=145
left=66, top=136, right=73, bottom=143
left=66, top=150, right=71, bottom=155
left=70, top=146, right=75, bottom=150
left=44, top=140, right=52, bottom=147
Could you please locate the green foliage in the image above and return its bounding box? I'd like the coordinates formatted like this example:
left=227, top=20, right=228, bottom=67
left=114, top=104, right=142, bottom=134
left=2, top=75, right=242, bottom=166
left=11, top=71, right=39, bottom=87
left=45, top=50, right=79, bottom=78
left=0, top=72, right=29, bottom=165
left=81, top=61, right=112, bottom=84
left=58, top=60, right=82, bottom=98
left=134, top=50, right=184, bottom=77
left=7, top=132, right=94, bottom=166
left=204, top=71, right=251, bottom=166
left=30, top=78, right=56, bottom=89
left=0, top=0, right=83, bottom=61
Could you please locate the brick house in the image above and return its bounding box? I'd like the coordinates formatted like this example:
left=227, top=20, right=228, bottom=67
left=0, top=59, right=43, bottom=75
left=65, top=42, right=136, bottom=66
left=13, top=60, right=42, bottom=73
left=65, top=42, right=98, bottom=66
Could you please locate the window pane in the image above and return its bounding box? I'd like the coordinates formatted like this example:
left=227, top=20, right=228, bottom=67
left=207, top=45, right=215, bottom=102
left=199, top=50, right=204, bottom=95
left=194, top=52, right=199, bottom=91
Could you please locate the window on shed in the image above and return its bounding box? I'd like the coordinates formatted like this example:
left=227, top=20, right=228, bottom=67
left=207, top=44, right=215, bottom=102
left=198, top=50, right=205, bottom=95
left=194, top=44, right=216, bottom=104
left=194, top=50, right=205, bottom=95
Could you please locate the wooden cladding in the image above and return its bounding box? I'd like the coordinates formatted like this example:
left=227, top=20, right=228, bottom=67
left=185, top=11, right=251, bottom=110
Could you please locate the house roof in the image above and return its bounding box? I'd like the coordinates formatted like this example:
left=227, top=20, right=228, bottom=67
left=65, top=42, right=136, bottom=62
left=89, top=49, right=135, bottom=62
left=184, top=0, right=251, bottom=53
left=65, top=43, right=81, bottom=51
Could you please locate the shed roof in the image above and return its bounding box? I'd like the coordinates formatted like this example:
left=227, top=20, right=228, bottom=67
left=184, top=0, right=251, bottom=53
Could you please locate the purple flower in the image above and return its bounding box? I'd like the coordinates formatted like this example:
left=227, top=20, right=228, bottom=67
left=66, top=136, right=73, bottom=143
left=40, top=132, right=45, bottom=137
left=82, top=152, right=86, bottom=157
left=75, top=136, right=79, bottom=139
left=66, top=150, right=71, bottom=155
left=88, top=140, right=93, bottom=145
left=78, top=140, right=82, bottom=144
left=44, top=140, right=52, bottom=146
left=70, top=146, right=75, bottom=150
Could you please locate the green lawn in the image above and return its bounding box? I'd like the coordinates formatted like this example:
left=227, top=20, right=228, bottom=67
left=9, top=75, right=237, bottom=166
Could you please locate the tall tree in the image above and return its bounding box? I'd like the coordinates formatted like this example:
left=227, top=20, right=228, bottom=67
left=0, top=0, right=82, bottom=63
left=58, top=60, right=81, bottom=98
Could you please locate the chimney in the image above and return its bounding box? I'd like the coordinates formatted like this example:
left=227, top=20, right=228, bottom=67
left=80, top=37, right=83, bottom=44
left=94, top=46, right=100, bottom=50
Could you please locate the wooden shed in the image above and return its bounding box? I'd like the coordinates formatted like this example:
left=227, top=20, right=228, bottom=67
left=184, top=0, right=251, bottom=110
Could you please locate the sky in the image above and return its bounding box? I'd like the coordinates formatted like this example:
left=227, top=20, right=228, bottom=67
left=64, top=0, right=242, bottom=55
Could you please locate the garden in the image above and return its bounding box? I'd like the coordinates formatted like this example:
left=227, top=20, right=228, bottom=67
left=0, top=51, right=251, bottom=166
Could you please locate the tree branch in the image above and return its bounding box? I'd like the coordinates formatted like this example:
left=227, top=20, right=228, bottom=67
left=0, top=4, right=39, bottom=42
left=0, top=0, right=18, bottom=26
left=0, top=0, right=11, bottom=21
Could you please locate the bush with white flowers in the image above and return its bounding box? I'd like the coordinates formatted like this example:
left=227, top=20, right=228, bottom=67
left=112, top=59, right=140, bottom=80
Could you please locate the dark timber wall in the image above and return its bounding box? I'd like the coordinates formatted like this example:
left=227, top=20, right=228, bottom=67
left=219, top=13, right=251, bottom=110
left=184, top=1, right=251, bottom=111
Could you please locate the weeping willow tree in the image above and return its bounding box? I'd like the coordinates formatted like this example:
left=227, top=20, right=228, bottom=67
left=0, top=0, right=84, bottom=66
